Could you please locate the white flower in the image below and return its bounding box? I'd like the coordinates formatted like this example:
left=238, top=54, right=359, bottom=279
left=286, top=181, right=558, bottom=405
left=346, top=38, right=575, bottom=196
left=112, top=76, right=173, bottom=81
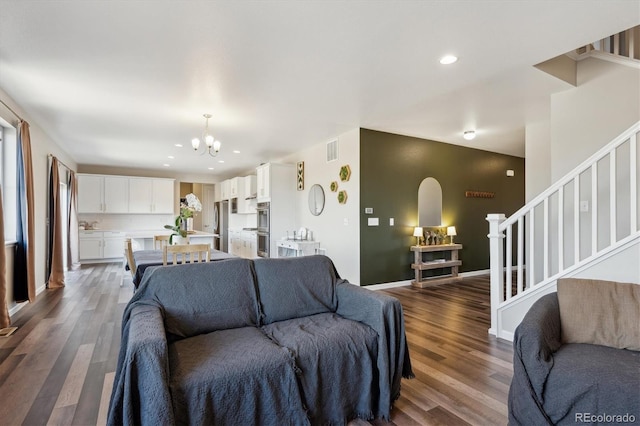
left=185, top=193, right=202, bottom=212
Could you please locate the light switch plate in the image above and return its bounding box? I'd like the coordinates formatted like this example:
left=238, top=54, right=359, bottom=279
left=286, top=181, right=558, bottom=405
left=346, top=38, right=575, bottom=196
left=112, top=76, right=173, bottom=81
left=368, top=218, right=379, bottom=226
left=389, top=218, right=394, bottom=226
left=364, top=207, right=373, bottom=214
left=580, top=201, right=589, bottom=212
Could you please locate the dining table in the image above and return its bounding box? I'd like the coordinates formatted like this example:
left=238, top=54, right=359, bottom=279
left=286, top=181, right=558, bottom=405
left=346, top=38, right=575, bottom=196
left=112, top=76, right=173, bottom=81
left=129, top=248, right=237, bottom=288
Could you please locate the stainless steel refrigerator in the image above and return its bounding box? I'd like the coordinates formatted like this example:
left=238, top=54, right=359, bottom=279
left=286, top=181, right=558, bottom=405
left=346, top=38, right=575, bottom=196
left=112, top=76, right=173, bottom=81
left=214, top=200, right=229, bottom=252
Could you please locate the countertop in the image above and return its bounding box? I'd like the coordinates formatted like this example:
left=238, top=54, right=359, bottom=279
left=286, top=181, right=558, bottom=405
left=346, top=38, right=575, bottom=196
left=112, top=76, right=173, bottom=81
left=80, top=229, right=218, bottom=238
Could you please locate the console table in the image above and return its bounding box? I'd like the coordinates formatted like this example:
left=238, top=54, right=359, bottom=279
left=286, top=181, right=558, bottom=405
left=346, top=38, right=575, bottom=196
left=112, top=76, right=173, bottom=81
left=410, top=244, right=462, bottom=288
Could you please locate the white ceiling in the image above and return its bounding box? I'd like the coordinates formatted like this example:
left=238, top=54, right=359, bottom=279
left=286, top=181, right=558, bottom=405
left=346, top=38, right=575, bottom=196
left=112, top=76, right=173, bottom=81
left=1, top=1, right=639, bottom=179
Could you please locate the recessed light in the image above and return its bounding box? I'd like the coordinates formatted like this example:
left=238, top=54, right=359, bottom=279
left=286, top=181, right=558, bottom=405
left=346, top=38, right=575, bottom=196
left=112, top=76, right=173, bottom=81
left=167, top=155, right=174, bottom=159
left=208, top=167, right=214, bottom=170
left=218, top=160, right=225, bottom=163
left=439, top=55, right=458, bottom=65
left=162, top=163, right=170, bottom=167
left=463, top=130, right=476, bottom=140
left=233, top=150, right=241, bottom=154
left=175, top=143, right=183, bottom=148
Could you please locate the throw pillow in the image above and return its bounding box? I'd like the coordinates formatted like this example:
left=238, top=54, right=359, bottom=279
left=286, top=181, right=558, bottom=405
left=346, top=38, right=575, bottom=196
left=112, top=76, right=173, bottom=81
left=557, top=277, right=640, bottom=351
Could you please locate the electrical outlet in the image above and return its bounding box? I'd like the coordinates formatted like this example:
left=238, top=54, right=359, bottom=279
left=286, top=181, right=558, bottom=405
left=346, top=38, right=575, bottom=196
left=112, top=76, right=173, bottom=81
left=368, top=218, right=379, bottom=226
left=343, top=218, right=349, bottom=226
left=364, top=207, right=373, bottom=214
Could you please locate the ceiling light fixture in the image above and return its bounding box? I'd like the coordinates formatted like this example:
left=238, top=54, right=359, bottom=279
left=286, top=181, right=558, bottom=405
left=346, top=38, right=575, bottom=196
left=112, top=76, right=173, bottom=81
left=439, top=55, right=458, bottom=65
left=463, top=130, right=476, bottom=140
left=191, top=114, right=221, bottom=157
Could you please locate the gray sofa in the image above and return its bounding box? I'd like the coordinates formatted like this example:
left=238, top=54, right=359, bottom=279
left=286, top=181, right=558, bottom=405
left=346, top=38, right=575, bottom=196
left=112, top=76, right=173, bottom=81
left=509, top=290, right=640, bottom=425
left=108, top=255, right=413, bottom=426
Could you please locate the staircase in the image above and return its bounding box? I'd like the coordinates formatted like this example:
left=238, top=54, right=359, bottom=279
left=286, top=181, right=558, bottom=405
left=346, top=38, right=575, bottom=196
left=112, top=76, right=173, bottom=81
left=573, top=24, right=640, bottom=66
left=487, top=122, right=640, bottom=341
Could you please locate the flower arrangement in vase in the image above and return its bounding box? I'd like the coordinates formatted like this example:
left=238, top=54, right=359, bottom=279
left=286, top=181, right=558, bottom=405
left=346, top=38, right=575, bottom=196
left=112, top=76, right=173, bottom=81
left=164, top=193, right=202, bottom=244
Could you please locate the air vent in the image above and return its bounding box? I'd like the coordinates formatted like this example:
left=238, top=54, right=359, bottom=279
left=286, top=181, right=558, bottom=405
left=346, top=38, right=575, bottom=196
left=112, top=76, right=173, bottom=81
left=326, top=139, right=338, bottom=162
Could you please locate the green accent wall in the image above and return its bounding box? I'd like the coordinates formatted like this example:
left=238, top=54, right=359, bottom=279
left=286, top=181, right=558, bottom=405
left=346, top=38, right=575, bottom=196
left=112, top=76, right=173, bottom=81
left=359, top=129, right=525, bottom=286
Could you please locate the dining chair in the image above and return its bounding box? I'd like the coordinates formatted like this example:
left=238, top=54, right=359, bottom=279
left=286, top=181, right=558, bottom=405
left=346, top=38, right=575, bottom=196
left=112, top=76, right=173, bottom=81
left=154, top=234, right=173, bottom=250
left=124, top=238, right=137, bottom=282
left=163, top=244, right=211, bottom=266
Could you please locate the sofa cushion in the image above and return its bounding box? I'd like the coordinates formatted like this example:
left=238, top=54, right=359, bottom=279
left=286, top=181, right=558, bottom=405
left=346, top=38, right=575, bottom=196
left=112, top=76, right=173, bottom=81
left=168, top=326, right=307, bottom=426
left=262, top=312, right=378, bottom=424
left=543, top=343, right=640, bottom=424
left=557, top=278, right=640, bottom=350
left=254, top=255, right=338, bottom=324
left=136, top=258, right=261, bottom=340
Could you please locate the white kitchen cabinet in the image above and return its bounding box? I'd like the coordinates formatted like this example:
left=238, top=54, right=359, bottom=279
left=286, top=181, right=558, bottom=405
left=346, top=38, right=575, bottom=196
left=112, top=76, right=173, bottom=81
left=238, top=175, right=257, bottom=214
left=79, top=231, right=103, bottom=260
left=78, top=175, right=129, bottom=213
left=228, top=229, right=242, bottom=256
left=79, top=230, right=126, bottom=261
left=241, top=230, right=257, bottom=258
left=79, top=174, right=173, bottom=214
left=151, top=179, right=174, bottom=213
left=229, top=177, right=239, bottom=198
left=78, top=175, right=104, bottom=213
left=221, top=180, right=231, bottom=201
left=128, top=178, right=174, bottom=213
left=103, top=176, right=129, bottom=213
left=256, top=164, right=271, bottom=202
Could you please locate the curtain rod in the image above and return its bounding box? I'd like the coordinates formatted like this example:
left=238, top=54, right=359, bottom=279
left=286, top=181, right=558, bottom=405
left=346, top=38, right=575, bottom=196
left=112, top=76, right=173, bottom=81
left=48, top=154, right=73, bottom=172
left=0, top=99, right=22, bottom=122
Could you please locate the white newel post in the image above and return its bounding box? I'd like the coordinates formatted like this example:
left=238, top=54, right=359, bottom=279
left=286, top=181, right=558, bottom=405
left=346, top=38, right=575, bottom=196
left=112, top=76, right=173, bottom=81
left=487, top=214, right=506, bottom=338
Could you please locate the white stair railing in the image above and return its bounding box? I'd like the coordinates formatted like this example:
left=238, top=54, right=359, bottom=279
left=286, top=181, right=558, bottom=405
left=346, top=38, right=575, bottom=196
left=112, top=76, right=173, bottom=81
left=487, top=122, right=640, bottom=337
left=578, top=25, right=640, bottom=61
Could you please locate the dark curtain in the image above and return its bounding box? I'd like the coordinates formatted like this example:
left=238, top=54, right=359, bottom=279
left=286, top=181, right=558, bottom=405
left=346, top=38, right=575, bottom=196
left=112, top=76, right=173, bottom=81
left=14, top=120, right=36, bottom=303
left=67, top=170, right=79, bottom=271
left=47, top=158, right=64, bottom=288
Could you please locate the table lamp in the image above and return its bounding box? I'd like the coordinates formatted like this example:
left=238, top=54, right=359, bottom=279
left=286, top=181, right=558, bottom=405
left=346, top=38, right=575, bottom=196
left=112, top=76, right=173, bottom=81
left=413, top=227, right=423, bottom=246
left=447, top=226, right=457, bottom=244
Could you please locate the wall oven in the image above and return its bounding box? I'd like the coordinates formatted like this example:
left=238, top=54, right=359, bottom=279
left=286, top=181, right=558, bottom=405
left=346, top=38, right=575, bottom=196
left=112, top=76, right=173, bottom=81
left=256, top=202, right=270, bottom=257
left=257, top=231, right=269, bottom=258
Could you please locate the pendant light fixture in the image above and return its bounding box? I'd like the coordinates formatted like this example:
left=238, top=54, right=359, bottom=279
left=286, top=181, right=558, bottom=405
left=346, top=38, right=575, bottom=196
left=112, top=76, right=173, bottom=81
left=191, top=114, right=221, bottom=157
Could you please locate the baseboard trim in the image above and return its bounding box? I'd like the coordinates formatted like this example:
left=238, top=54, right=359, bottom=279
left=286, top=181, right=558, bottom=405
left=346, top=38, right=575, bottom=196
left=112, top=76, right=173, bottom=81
left=9, top=283, right=47, bottom=317
left=366, top=270, right=489, bottom=290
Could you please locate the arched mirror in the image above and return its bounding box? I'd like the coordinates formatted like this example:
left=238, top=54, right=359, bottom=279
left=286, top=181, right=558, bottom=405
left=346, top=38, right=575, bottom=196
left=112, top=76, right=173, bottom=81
left=308, top=184, right=325, bottom=216
left=418, top=177, right=442, bottom=226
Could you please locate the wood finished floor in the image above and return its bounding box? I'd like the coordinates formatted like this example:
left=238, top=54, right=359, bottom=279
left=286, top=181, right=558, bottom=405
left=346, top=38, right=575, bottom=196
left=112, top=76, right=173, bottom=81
left=0, top=263, right=513, bottom=426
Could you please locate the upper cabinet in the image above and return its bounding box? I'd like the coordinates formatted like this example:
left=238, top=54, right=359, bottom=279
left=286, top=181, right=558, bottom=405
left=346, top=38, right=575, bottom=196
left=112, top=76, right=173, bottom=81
left=256, top=164, right=271, bottom=202
left=237, top=175, right=256, bottom=214
left=78, top=174, right=174, bottom=214
left=78, top=174, right=128, bottom=213
left=128, top=178, right=174, bottom=214
left=220, top=179, right=231, bottom=201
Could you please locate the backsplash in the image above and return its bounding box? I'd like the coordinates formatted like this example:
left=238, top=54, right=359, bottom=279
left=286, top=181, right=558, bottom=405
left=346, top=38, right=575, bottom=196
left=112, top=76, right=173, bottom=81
left=78, top=214, right=174, bottom=231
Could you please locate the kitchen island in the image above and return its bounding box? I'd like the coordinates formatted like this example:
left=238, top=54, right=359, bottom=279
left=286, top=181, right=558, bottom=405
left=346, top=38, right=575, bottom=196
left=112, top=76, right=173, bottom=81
left=79, top=229, right=219, bottom=263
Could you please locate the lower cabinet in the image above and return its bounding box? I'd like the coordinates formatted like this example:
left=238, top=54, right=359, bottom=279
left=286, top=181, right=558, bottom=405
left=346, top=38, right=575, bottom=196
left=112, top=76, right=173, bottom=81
left=229, top=229, right=257, bottom=258
left=79, top=231, right=126, bottom=261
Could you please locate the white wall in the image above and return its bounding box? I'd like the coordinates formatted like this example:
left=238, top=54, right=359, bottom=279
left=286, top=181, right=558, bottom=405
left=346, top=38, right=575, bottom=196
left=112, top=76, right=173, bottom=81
left=550, top=57, right=640, bottom=181
left=525, top=120, right=551, bottom=201
left=1, top=88, right=78, bottom=313
left=282, top=128, right=361, bottom=284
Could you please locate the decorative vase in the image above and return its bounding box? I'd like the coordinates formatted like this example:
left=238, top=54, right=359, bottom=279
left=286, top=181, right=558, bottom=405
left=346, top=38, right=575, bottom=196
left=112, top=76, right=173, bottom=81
left=173, top=236, right=189, bottom=245
left=186, top=217, right=194, bottom=232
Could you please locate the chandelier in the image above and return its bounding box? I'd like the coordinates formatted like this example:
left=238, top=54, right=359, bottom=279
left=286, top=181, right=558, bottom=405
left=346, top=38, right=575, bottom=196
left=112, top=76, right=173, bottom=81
left=191, top=113, right=221, bottom=157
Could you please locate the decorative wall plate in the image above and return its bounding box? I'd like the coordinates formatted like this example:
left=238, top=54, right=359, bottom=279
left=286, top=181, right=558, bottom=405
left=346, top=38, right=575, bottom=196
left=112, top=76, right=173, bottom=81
left=338, top=190, right=348, bottom=204
left=297, top=161, right=304, bottom=191
left=339, top=164, right=351, bottom=182
left=330, top=181, right=338, bottom=192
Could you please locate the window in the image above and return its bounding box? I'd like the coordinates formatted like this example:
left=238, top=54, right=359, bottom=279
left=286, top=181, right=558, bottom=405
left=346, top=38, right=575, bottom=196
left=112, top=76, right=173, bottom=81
left=0, top=119, right=18, bottom=242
